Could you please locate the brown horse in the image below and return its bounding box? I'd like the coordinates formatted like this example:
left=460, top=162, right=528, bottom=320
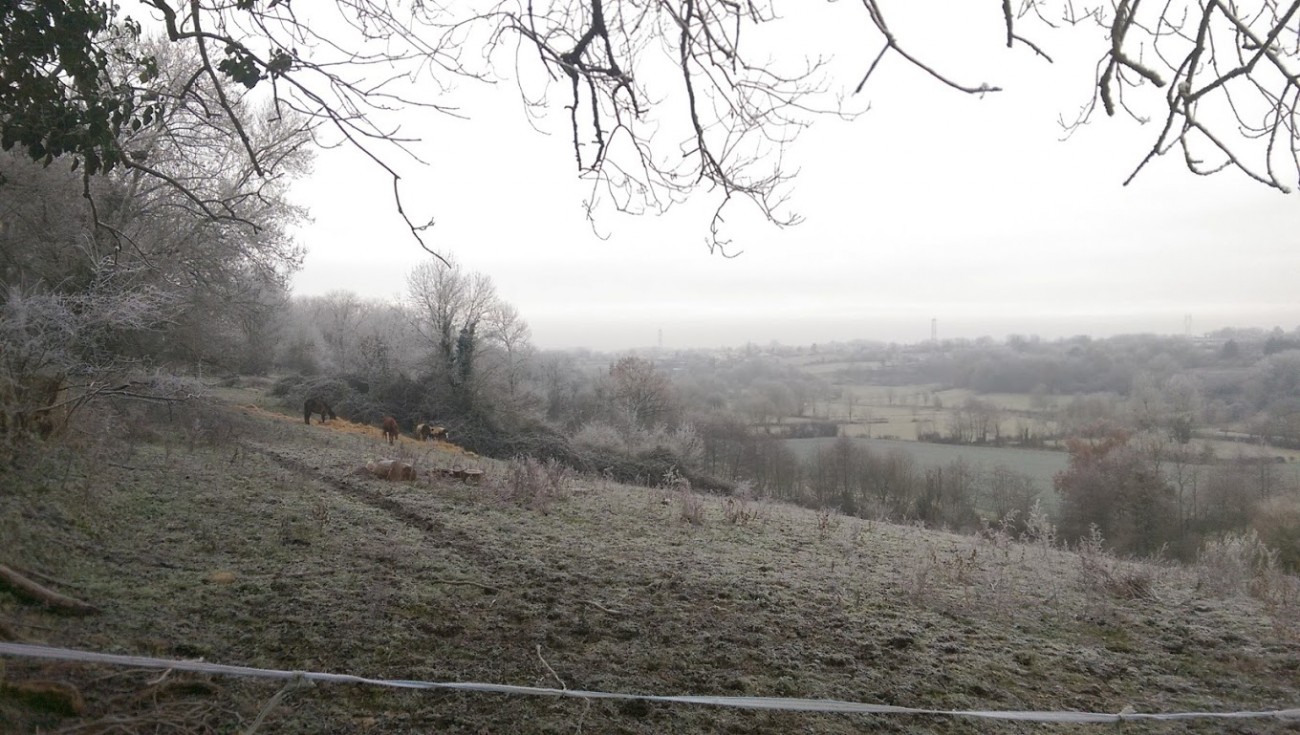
left=304, top=397, right=337, bottom=425
left=382, top=416, right=400, bottom=445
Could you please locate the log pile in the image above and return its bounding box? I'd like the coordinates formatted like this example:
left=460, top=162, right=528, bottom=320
left=365, top=459, right=417, bottom=481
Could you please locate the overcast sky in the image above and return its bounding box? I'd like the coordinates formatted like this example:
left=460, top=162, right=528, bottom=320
left=287, top=4, right=1300, bottom=351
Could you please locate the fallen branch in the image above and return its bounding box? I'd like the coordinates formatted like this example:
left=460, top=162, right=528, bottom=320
left=0, top=564, right=100, bottom=615
left=536, top=644, right=566, bottom=690
left=583, top=599, right=628, bottom=616
left=9, top=564, right=82, bottom=592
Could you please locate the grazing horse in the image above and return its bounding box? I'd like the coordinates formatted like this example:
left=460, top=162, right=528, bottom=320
left=381, top=416, right=400, bottom=445
left=304, top=397, right=337, bottom=425
left=417, top=423, right=449, bottom=442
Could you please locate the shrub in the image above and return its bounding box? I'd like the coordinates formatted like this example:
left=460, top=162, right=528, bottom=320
left=721, top=481, right=763, bottom=525
left=1197, top=530, right=1282, bottom=597
left=678, top=490, right=705, bottom=525
left=495, top=456, right=571, bottom=512
left=483, top=420, right=583, bottom=466
left=1055, top=431, right=1176, bottom=557
left=1022, top=499, right=1057, bottom=550
left=269, top=374, right=305, bottom=397
left=572, top=421, right=625, bottom=454
left=1077, top=524, right=1156, bottom=601
left=1250, top=497, right=1300, bottom=572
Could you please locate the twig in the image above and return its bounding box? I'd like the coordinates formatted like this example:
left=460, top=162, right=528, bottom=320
left=146, top=669, right=174, bottom=687
left=106, top=462, right=157, bottom=471
left=583, top=599, right=628, bottom=616
left=536, top=645, right=566, bottom=690
left=576, top=699, right=592, bottom=733
left=243, top=673, right=313, bottom=735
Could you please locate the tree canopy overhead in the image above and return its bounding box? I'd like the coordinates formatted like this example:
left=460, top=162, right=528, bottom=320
left=4, top=0, right=1300, bottom=252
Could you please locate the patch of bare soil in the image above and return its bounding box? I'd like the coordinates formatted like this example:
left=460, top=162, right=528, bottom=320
left=2, top=393, right=1299, bottom=734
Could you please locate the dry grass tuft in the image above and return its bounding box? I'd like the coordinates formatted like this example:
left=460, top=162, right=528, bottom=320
left=677, top=491, right=705, bottom=525
left=1076, top=525, right=1159, bottom=602
left=721, top=481, right=766, bottom=526
left=493, top=455, right=570, bottom=512
left=1197, top=529, right=1280, bottom=597
left=1196, top=530, right=1300, bottom=630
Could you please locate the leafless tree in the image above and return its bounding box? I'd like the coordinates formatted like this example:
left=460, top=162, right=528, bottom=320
left=0, top=39, right=308, bottom=430
left=482, top=301, right=535, bottom=403
left=311, top=291, right=366, bottom=374
left=981, top=463, right=1040, bottom=525
left=0, top=280, right=176, bottom=440
left=1055, top=0, right=1300, bottom=192
left=14, top=1, right=1300, bottom=255
left=406, top=256, right=499, bottom=374
left=605, top=355, right=678, bottom=430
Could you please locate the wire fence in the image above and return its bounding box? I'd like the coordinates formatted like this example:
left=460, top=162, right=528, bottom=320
left=3, top=642, right=1299, bottom=724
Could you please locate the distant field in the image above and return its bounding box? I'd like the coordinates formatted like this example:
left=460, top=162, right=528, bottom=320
left=1199, top=437, right=1300, bottom=463
left=807, top=385, right=1060, bottom=443
left=784, top=436, right=1068, bottom=509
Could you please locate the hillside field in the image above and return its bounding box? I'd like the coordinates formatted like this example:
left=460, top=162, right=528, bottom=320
left=2, top=386, right=1299, bottom=734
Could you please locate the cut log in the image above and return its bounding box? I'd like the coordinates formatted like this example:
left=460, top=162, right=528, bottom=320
left=441, top=467, right=484, bottom=484
left=365, top=459, right=417, bottom=481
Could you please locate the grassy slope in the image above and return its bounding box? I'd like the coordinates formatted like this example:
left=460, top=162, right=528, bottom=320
left=1, top=389, right=1298, bottom=734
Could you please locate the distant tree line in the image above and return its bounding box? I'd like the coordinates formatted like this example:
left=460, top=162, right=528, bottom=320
left=1054, top=428, right=1300, bottom=569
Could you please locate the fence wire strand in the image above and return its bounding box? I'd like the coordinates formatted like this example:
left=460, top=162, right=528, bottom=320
left=3, top=642, right=1299, bottom=724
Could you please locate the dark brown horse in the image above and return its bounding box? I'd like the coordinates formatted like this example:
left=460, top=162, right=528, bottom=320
left=382, top=416, right=400, bottom=445
left=304, top=397, right=337, bottom=425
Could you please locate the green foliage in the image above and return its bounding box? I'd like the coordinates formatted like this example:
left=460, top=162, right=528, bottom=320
left=454, top=325, right=477, bottom=391
left=266, top=48, right=294, bottom=77
left=0, top=0, right=161, bottom=174
left=216, top=45, right=263, bottom=89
